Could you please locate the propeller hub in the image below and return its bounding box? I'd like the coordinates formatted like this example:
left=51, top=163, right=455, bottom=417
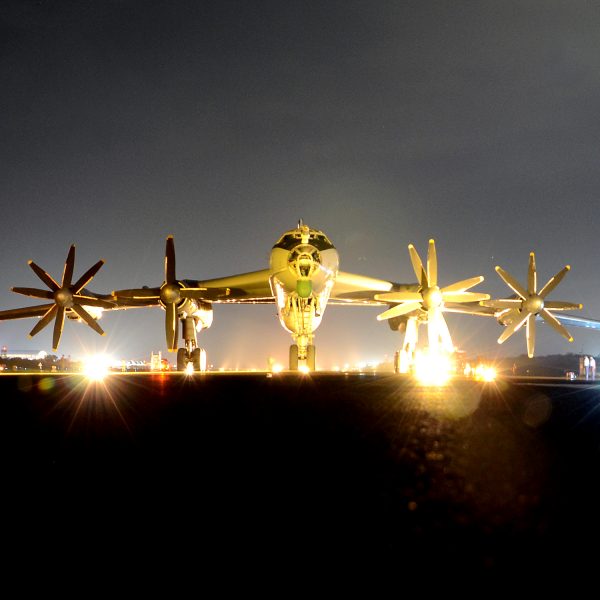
left=161, top=283, right=181, bottom=304
left=54, top=288, right=73, bottom=308
left=422, top=286, right=443, bottom=310
left=524, top=295, right=544, bottom=314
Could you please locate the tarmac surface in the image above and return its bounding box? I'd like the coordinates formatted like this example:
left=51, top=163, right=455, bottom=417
left=2, top=371, right=600, bottom=589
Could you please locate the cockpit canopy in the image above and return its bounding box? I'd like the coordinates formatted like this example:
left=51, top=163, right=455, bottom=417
left=273, top=224, right=335, bottom=252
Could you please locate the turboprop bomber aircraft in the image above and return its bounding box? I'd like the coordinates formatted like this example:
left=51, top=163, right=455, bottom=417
left=1, top=220, right=599, bottom=371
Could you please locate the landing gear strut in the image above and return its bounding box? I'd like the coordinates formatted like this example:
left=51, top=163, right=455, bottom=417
left=176, top=316, right=207, bottom=372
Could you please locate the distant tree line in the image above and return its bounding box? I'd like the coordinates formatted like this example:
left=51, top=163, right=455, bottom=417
left=492, top=353, right=594, bottom=377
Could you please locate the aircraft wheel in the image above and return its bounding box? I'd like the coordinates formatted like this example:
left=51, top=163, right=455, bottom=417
left=176, top=348, right=187, bottom=371
left=289, top=344, right=299, bottom=370
left=306, top=344, right=316, bottom=371
left=191, top=348, right=207, bottom=372
left=191, top=348, right=201, bottom=371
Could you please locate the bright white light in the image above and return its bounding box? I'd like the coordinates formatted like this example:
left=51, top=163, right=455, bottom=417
left=413, top=348, right=453, bottom=386
left=185, top=362, right=194, bottom=375
left=474, top=364, right=496, bottom=382
left=83, top=354, right=112, bottom=381
left=299, top=365, right=310, bottom=374
left=272, top=363, right=284, bottom=373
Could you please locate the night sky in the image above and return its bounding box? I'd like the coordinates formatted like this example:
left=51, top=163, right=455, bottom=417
left=1, top=0, right=599, bottom=367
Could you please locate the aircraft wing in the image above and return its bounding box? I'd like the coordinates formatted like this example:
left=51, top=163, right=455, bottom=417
left=328, top=271, right=418, bottom=305
left=183, top=269, right=274, bottom=303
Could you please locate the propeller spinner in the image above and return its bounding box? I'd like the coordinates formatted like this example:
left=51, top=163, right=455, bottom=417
left=480, top=252, right=583, bottom=358
left=375, top=239, right=490, bottom=352
left=10, top=245, right=111, bottom=351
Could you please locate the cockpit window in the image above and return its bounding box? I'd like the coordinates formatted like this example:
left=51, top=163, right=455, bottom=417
left=273, top=228, right=335, bottom=251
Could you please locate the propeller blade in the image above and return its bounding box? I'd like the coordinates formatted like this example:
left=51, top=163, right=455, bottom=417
left=526, top=313, right=536, bottom=358
left=541, top=309, right=574, bottom=342
left=165, top=302, right=178, bottom=351
left=441, top=276, right=484, bottom=293
left=11, top=287, right=54, bottom=300
left=73, top=295, right=115, bottom=309
left=528, top=252, right=536, bottom=295
left=480, top=299, right=523, bottom=309
left=165, top=235, right=176, bottom=284
left=62, top=245, right=75, bottom=287
left=442, top=291, right=490, bottom=303
left=73, top=260, right=105, bottom=294
left=374, top=291, right=423, bottom=302
left=71, top=305, right=105, bottom=336
left=0, top=304, right=55, bottom=320
left=28, top=305, right=57, bottom=337
left=543, top=301, right=583, bottom=311
left=52, top=306, right=65, bottom=351
left=539, top=265, right=570, bottom=299
left=112, top=288, right=161, bottom=299
left=408, top=244, right=427, bottom=286
left=427, top=239, right=437, bottom=287
left=498, top=312, right=528, bottom=344
left=376, top=301, right=422, bottom=321
left=495, top=266, right=528, bottom=300
left=29, top=261, right=59, bottom=291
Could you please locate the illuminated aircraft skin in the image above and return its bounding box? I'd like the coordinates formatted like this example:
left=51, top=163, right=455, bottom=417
left=0, top=221, right=599, bottom=371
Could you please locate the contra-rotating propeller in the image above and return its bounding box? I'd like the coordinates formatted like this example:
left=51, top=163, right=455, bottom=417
left=375, top=239, right=490, bottom=352
left=112, top=236, right=211, bottom=352
left=479, top=252, right=583, bottom=358
left=9, top=245, right=112, bottom=351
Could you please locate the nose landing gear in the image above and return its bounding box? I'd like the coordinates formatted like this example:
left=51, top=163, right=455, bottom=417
left=289, top=341, right=316, bottom=371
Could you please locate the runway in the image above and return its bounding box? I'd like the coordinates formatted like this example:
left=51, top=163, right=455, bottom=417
left=2, top=371, right=600, bottom=588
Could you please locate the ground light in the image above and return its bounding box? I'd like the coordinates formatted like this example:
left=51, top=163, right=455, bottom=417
left=413, top=348, right=453, bottom=386
left=83, top=354, right=112, bottom=381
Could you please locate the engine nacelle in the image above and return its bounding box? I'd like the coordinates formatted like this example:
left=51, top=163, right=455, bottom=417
left=178, top=299, right=213, bottom=330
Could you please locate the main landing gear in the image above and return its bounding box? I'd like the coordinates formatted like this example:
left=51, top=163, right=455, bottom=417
left=177, top=347, right=207, bottom=372
left=176, top=316, right=207, bottom=372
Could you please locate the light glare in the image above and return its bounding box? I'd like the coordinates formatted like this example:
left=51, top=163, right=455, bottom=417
left=413, top=348, right=453, bottom=386
left=83, top=354, right=112, bottom=381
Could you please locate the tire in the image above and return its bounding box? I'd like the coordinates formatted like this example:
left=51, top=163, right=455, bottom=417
left=176, top=348, right=187, bottom=371
left=289, top=344, right=299, bottom=370
left=306, top=344, right=316, bottom=371
left=191, top=348, right=201, bottom=371
left=191, top=348, right=207, bottom=372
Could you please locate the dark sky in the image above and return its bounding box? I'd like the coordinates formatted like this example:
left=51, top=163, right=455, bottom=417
left=1, top=0, right=599, bottom=366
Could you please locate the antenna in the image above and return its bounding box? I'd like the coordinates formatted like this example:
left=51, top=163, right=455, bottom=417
left=297, top=218, right=304, bottom=228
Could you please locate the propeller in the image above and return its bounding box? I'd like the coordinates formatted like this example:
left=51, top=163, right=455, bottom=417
left=480, top=252, right=583, bottom=358
left=112, top=236, right=211, bottom=352
left=375, top=239, right=490, bottom=352
left=10, top=245, right=111, bottom=351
